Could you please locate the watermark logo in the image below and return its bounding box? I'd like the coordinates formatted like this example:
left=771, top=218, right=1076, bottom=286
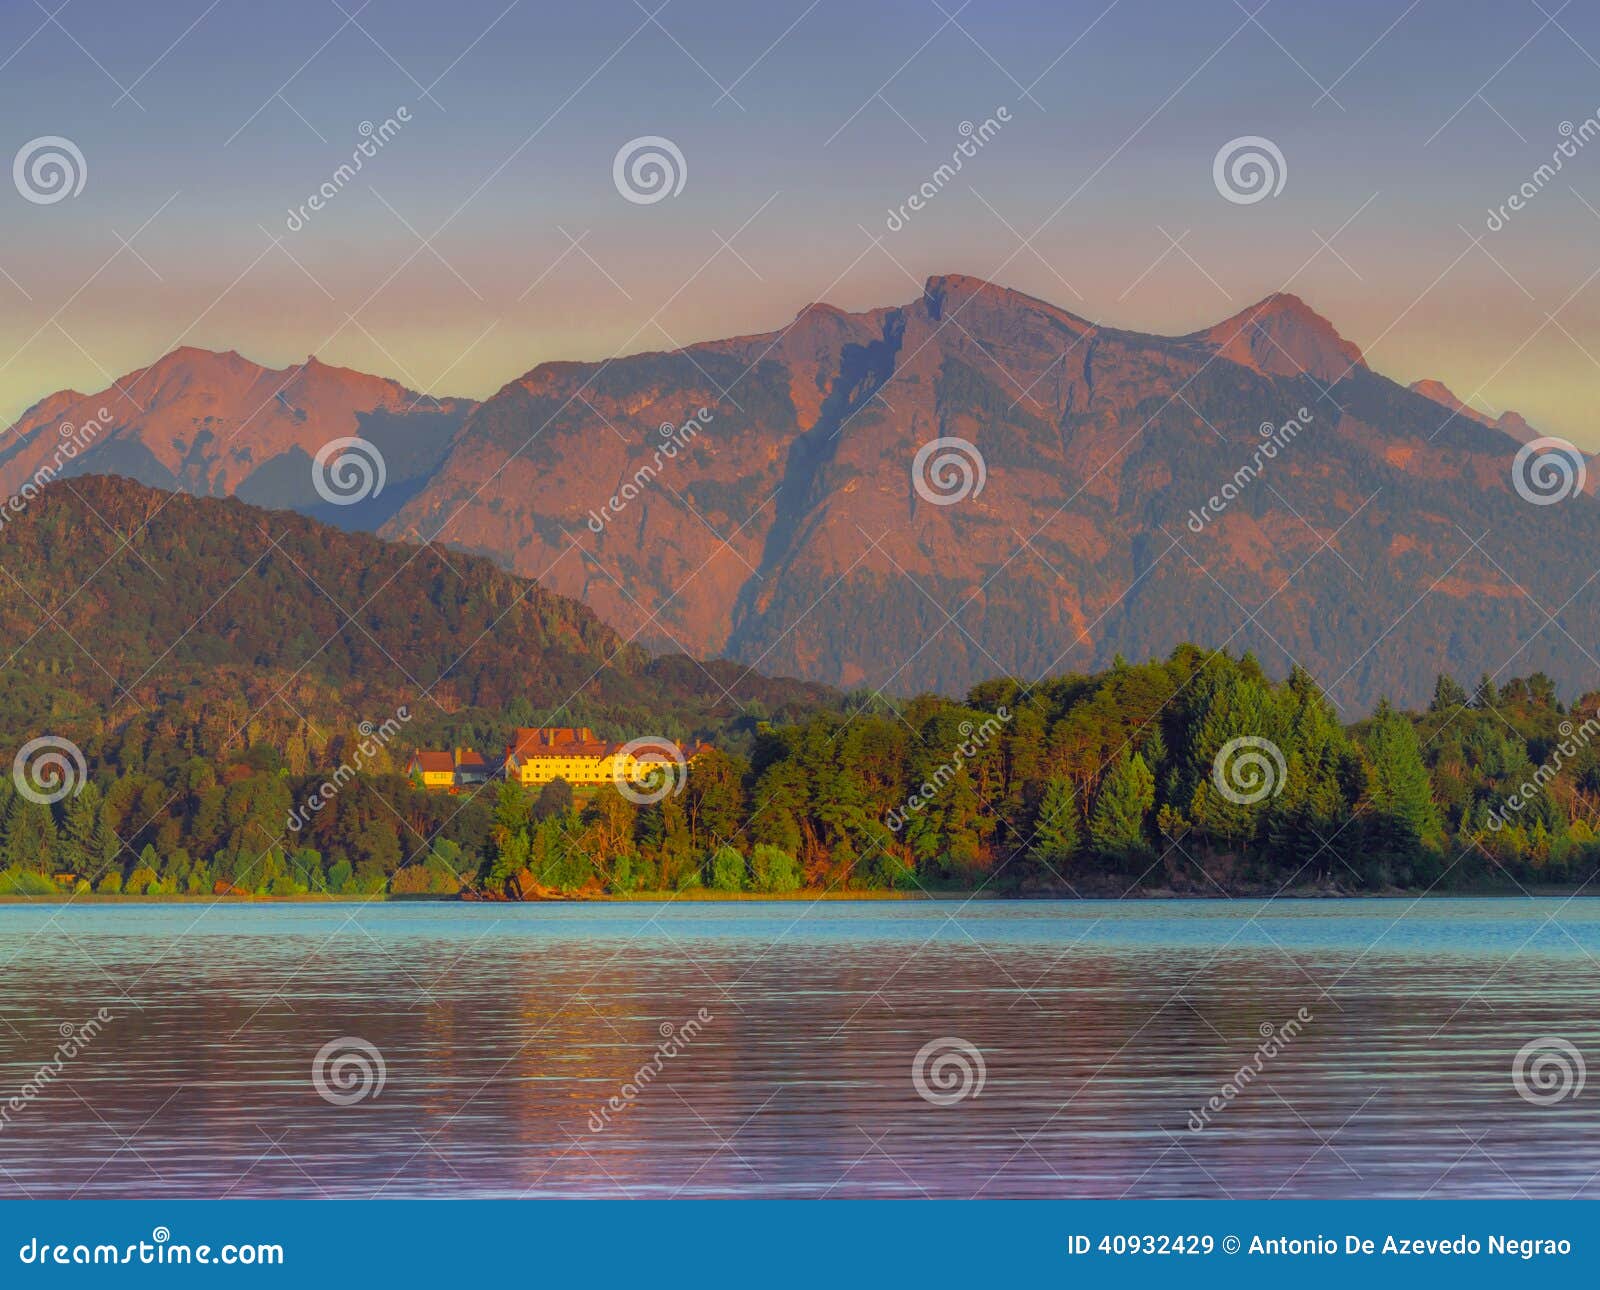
left=12, top=735, right=87, bottom=805
left=887, top=708, right=1011, bottom=832
left=586, top=408, right=713, bottom=534
left=312, top=1036, right=386, bottom=1105
left=587, top=1009, right=713, bottom=1132
left=285, top=107, right=410, bottom=231
left=912, top=1036, right=986, bottom=1106
left=1212, top=135, right=1286, bottom=205
left=1186, top=407, right=1311, bottom=532
left=1511, top=436, right=1585, bottom=506
left=0, top=407, right=114, bottom=536
left=0, top=1008, right=112, bottom=1133
left=286, top=707, right=412, bottom=833
left=1511, top=1036, right=1585, bottom=1106
left=312, top=436, right=387, bottom=506
left=1487, top=112, right=1600, bottom=231
left=912, top=436, right=986, bottom=507
left=1188, top=1009, right=1313, bottom=1131
left=612, top=736, right=688, bottom=805
left=14, top=136, right=86, bottom=205
left=1488, top=713, right=1600, bottom=831
left=885, top=106, right=1011, bottom=231
left=1211, top=736, right=1286, bottom=806
left=613, top=135, right=686, bottom=205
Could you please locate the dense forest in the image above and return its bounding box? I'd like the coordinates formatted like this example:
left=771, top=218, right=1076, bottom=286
left=0, top=475, right=835, bottom=767
left=2, top=476, right=1596, bottom=899
left=3, top=643, right=1595, bottom=899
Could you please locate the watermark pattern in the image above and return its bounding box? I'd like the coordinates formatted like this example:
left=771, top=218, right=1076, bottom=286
left=884, top=106, right=1011, bottom=231
left=13, top=135, right=86, bottom=205
left=886, top=708, right=1011, bottom=832
left=18, top=1229, right=283, bottom=1267
left=0, top=1009, right=113, bottom=1133
left=1211, top=736, right=1287, bottom=806
left=912, top=436, right=987, bottom=507
left=285, top=107, right=411, bottom=231
left=586, top=408, right=714, bottom=533
left=612, top=735, right=689, bottom=805
left=911, top=1036, right=986, bottom=1106
left=1212, top=135, right=1286, bottom=205
left=312, top=436, right=387, bottom=506
left=1186, top=408, right=1312, bottom=532
left=1511, top=436, right=1586, bottom=506
left=612, top=135, right=686, bottom=205
left=311, top=1036, right=387, bottom=1105
left=1488, top=713, right=1600, bottom=831
left=1187, top=1008, right=1314, bottom=1131
left=1511, top=1036, right=1585, bottom=1105
left=1486, top=111, right=1600, bottom=230
left=286, top=707, right=412, bottom=833
left=0, top=407, right=113, bottom=535
left=586, top=1009, right=714, bottom=1132
left=12, top=735, right=88, bottom=805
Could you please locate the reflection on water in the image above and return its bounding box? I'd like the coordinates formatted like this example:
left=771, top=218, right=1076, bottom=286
left=0, top=898, right=1597, bottom=1198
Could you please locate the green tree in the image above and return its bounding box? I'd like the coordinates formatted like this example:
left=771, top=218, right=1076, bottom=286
left=533, top=777, right=573, bottom=821
left=1091, top=751, right=1155, bottom=861
left=1473, top=673, right=1499, bottom=709
left=749, top=843, right=801, bottom=892
left=686, top=749, right=746, bottom=853
left=1363, top=701, right=1444, bottom=856
left=708, top=844, right=747, bottom=891
left=1430, top=673, right=1468, bottom=713
left=2, top=798, right=57, bottom=873
left=1027, top=774, right=1080, bottom=873
left=1185, top=668, right=1281, bottom=844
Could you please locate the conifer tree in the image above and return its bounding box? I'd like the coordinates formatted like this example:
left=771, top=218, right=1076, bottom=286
left=1430, top=674, right=1468, bottom=713
left=1473, top=674, right=1499, bottom=709
left=1091, top=751, right=1155, bottom=860
left=1028, top=774, right=1080, bottom=871
left=2, top=798, right=57, bottom=873
left=1363, top=701, right=1443, bottom=853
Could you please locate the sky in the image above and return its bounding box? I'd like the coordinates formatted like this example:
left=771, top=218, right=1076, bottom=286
left=5, top=0, right=1600, bottom=444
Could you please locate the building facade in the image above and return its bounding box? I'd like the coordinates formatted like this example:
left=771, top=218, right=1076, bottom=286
left=408, top=729, right=704, bottom=793
left=405, top=746, right=492, bottom=792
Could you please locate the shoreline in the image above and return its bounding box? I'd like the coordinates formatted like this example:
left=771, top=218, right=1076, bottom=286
left=1, top=885, right=1592, bottom=905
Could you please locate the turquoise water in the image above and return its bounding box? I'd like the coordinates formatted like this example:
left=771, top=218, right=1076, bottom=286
left=0, top=898, right=1596, bottom=1198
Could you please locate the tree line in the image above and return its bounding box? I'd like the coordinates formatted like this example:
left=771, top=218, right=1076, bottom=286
left=3, top=645, right=1596, bottom=898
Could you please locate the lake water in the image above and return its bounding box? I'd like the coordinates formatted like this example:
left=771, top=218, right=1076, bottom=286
left=0, top=897, right=1596, bottom=1199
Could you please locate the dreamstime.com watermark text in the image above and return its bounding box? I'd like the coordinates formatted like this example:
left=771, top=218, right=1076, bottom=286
left=18, top=1228, right=283, bottom=1267
left=285, top=707, right=412, bottom=832
left=0, top=1008, right=113, bottom=1133
left=1187, top=1007, right=1313, bottom=1132
left=586, top=1008, right=713, bottom=1132
left=0, top=408, right=113, bottom=535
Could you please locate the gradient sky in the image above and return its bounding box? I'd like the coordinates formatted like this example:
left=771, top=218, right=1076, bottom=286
left=5, top=0, right=1600, bottom=444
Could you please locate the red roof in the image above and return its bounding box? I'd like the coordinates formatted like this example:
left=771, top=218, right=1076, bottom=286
left=410, top=750, right=454, bottom=773
left=510, top=740, right=616, bottom=759
left=506, top=727, right=610, bottom=760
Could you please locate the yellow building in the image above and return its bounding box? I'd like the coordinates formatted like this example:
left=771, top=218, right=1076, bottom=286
left=503, top=727, right=702, bottom=790
left=406, top=747, right=491, bottom=792
left=406, top=749, right=456, bottom=789
left=408, top=730, right=705, bottom=793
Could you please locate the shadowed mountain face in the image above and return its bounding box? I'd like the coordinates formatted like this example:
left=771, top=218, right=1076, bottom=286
left=10, top=277, right=1598, bottom=711
left=0, top=475, right=837, bottom=762
left=378, top=274, right=1598, bottom=711
left=0, top=348, right=475, bottom=531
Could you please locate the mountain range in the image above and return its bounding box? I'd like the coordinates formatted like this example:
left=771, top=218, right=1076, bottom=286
left=5, top=274, right=1595, bottom=711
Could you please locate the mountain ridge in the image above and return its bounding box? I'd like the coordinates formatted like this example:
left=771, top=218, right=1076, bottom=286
left=8, top=276, right=1594, bottom=709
